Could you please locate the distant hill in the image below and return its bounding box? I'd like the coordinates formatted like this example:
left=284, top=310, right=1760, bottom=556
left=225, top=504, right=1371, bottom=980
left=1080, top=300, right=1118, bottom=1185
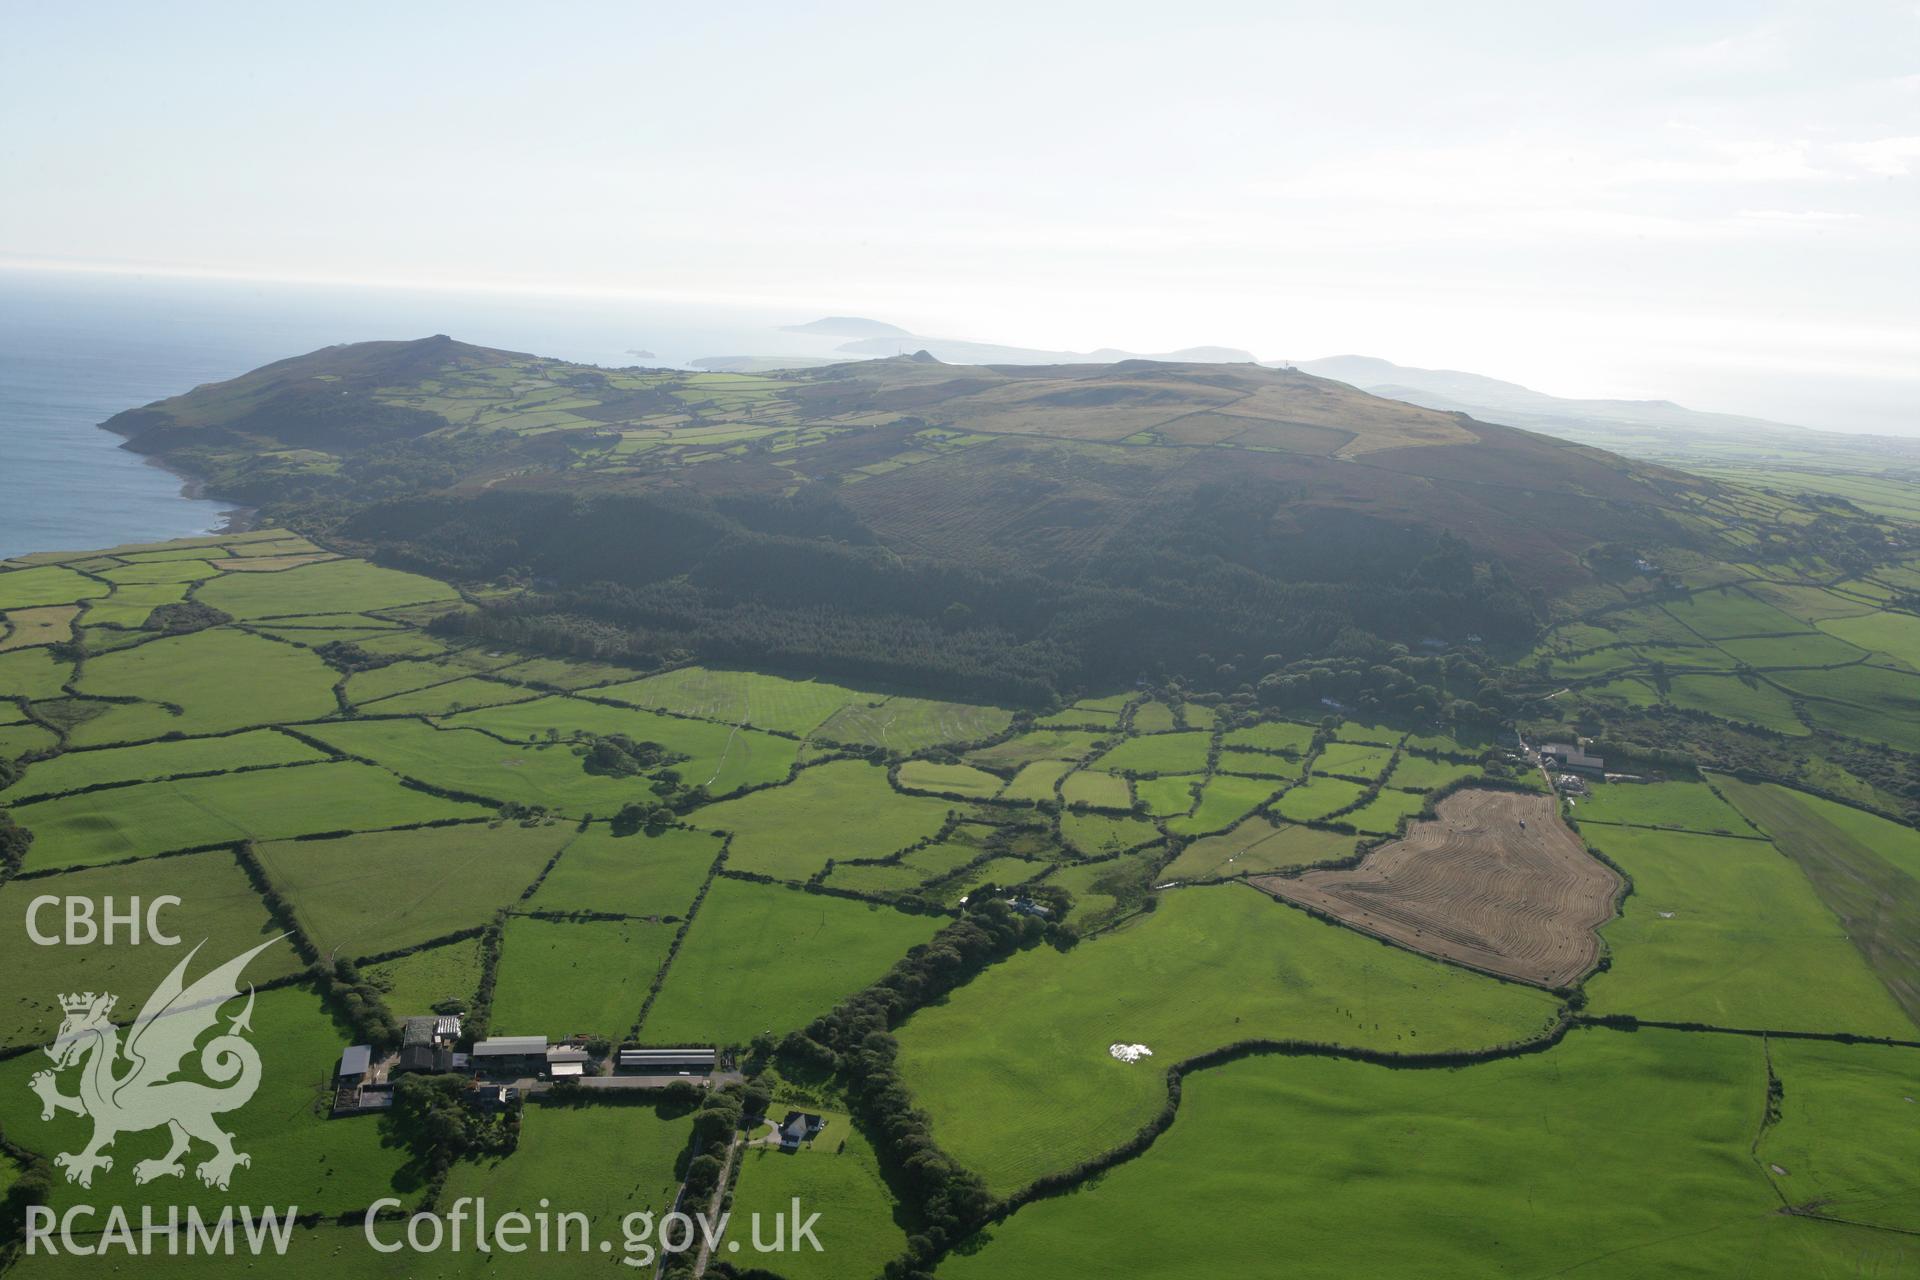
left=1287, top=354, right=1812, bottom=442
left=104, top=337, right=1873, bottom=704
left=834, top=334, right=1259, bottom=365
left=780, top=316, right=915, bottom=338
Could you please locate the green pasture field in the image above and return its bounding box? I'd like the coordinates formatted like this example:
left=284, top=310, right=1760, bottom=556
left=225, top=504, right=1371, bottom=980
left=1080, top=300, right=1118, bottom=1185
left=1715, top=778, right=1920, bottom=887
left=365, top=936, right=485, bottom=1017
left=1166, top=773, right=1279, bottom=837
left=1571, top=779, right=1755, bottom=834
left=1131, top=700, right=1177, bottom=732
left=1774, top=664, right=1920, bottom=750
left=342, top=629, right=451, bottom=659
left=1060, top=768, right=1133, bottom=809
left=0, top=719, right=58, bottom=758
left=16, top=761, right=481, bottom=871
left=641, top=877, right=942, bottom=1046
left=1089, top=731, right=1210, bottom=775
left=966, top=727, right=1105, bottom=769
left=1180, top=703, right=1218, bottom=730
left=528, top=824, right=719, bottom=918
left=1665, top=673, right=1808, bottom=734
left=1713, top=632, right=1869, bottom=667
left=895, top=884, right=1558, bottom=1193
left=725, top=1119, right=909, bottom=1280
left=1400, top=726, right=1503, bottom=759
left=937, top=1030, right=1917, bottom=1280
left=1384, top=754, right=1482, bottom=791
left=441, top=1099, right=690, bottom=1259
left=1579, top=675, right=1663, bottom=708
left=298, top=718, right=654, bottom=814
left=195, top=557, right=459, bottom=618
left=0, top=985, right=419, bottom=1220
left=1582, top=824, right=1914, bottom=1038
left=897, top=760, right=1004, bottom=799
left=486, top=654, right=637, bottom=689
left=1344, top=787, right=1426, bottom=834
left=825, top=840, right=984, bottom=895
left=1664, top=586, right=1814, bottom=639
left=1819, top=609, right=1920, bottom=669
left=0, top=603, right=78, bottom=651
left=1134, top=773, right=1202, bottom=816
left=1759, top=1039, right=1920, bottom=1230
left=345, top=657, right=473, bottom=703
left=0, top=646, right=75, bottom=701
left=814, top=695, right=1013, bottom=753
left=1160, top=818, right=1353, bottom=880
left=6, top=728, right=328, bottom=799
left=98, top=558, right=220, bottom=584
left=70, top=627, right=339, bottom=744
left=0, top=850, right=300, bottom=1048
left=489, top=917, right=675, bottom=1039
left=1747, top=580, right=1879, bottom=622
left=594, top=665, right=861, bottom=735
left=80, top=580, right=190, bottom=628
left=254, top=821, right=568, bottom=957
left=448, top=694, right=797, bottom=795
left=1546, top=647, right=1643, bottom=678
left=1042, top=848, right=1159, bottom=927
left=1311, top=741, right=1394, bottom=779
left=0, top=566, right=109, bottom=610
left=1271, top=776, right=1367, bottom=822
left=1712, top=776, right=1920, bottom=1027
left=1033, top=706, right=1119, bottom=728
left=998, top=758, right=1073, bottom=802
left=1074, top=693, right=1137, bottom=714
left=359, top=675, right=534, bottom=716
left=1332, top=721, right=1402, bottom=745
left=1059, top=810, right=1162, bottom=855
left=953, top=855, right=1047, bottom=900
left=1213, top=747, right=1297, bottom=777
left=1601, top=603, right=1705, bottom=645
left=1634, top=642, right=1733, bottom=671
left=690, top=759, right=953, bottom=879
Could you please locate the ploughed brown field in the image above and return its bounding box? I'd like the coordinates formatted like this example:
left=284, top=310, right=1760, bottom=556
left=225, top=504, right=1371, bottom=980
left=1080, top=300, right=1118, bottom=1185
left=1250, top=789, right=1622, bottom=987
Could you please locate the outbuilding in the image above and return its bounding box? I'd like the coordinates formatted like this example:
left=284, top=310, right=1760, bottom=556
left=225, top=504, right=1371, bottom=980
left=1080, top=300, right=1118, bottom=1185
left=337, top=1044, right=372, bottom=1082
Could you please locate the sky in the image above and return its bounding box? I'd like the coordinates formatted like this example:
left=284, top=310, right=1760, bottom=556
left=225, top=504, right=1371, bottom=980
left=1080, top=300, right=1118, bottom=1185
left=2, top=0, right=1916, bottom=433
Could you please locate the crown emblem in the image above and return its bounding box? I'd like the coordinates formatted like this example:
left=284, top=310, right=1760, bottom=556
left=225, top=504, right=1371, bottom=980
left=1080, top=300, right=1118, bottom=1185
left=59, top=992, right=113, bottom=1015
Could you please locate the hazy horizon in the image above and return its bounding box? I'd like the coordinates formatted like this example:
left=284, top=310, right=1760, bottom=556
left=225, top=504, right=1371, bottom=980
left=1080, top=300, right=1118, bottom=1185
left=3, top=1, right=1916, bottom=434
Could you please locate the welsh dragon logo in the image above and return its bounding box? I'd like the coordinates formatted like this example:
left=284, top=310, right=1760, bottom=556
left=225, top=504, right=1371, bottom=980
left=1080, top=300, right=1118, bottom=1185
left=29, top=937, right=282, bottom=1190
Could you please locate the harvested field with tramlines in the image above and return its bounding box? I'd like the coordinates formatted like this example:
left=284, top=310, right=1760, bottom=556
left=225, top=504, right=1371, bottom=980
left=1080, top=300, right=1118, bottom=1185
left=1253, top=789, right=1622, bottom=987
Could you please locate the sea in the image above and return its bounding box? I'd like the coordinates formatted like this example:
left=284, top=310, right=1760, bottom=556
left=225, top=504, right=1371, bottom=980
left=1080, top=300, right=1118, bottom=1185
left=0, top=269, right=862, bottom=560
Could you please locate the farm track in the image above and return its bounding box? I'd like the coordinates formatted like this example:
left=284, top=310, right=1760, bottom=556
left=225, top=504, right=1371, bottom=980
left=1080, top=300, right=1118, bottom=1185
left=1252, top=789, right=1622, bottom=988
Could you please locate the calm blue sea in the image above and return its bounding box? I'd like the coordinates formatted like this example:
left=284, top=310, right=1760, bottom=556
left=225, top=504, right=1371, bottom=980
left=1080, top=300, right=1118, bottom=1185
left=0, top=269, right=852, bottom=559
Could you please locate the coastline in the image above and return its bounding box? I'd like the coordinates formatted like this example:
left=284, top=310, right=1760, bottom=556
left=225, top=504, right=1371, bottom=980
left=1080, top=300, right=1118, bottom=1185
left=131, top=442, right=259, bottom=537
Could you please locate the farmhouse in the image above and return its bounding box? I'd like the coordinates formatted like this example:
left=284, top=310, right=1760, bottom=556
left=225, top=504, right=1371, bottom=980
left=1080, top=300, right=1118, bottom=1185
left=779, top=1111, right=825, bottom=1149
left=617, top=1046, right=718, bottom=1075
left=469, top=1035, right=551, bottom=1076
left=1541, top=743, right=1605, bottom=775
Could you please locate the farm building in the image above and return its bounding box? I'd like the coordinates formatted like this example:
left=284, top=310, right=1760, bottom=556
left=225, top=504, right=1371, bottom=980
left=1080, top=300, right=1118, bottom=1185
left=402, top=1014, right=462, bottom=1048
left=469, top=1035, right=550, bottom=1075
left=617, top=1046, right=717, bottom=1074
left=546, top=1046, right=592, bottom=1080
left=1541, top=743, right=1605, bottom=775
left=337, top=1044, right=372, bottom=1082
left=394, top=1045, right=455, bottom=1076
